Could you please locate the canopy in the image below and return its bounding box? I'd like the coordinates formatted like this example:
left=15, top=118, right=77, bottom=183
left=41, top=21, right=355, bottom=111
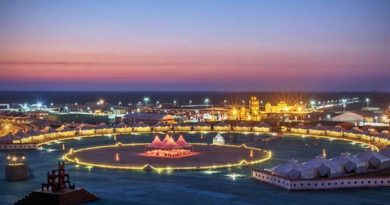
left=149, top=136, right=164, bottom=148
left=176, top=135, right=189, bottom=147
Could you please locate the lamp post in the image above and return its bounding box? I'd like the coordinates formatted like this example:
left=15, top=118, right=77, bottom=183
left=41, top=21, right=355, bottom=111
left=365, top=98, right=370, bottom=108
left=204, top=98, right=210, bottom=106
left=143, top=97, right=150, bottom=106
left=342, top=99, right=347, bottom=112
left=310, top=100, right=316, bottom=109
left=327, top=114, right=331, bottom=122
left=37, top=102, right=42, bottom=110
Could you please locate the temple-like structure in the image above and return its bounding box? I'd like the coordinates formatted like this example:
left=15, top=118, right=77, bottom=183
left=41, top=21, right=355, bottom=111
left=15, top=161, right=99, bottom=205
left=144, top=134, right=194, bottom=158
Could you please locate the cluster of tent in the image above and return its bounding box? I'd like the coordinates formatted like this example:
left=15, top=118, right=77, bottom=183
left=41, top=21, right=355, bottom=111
left=147, top=134, right=190, bottom=149
left=268, top=149, right=390, bottom=180
left=290, top=123, right=390, bottom=145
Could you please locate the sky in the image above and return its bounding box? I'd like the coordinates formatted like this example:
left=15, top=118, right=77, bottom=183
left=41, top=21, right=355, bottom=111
left=0, top=0, right=389, bottom=91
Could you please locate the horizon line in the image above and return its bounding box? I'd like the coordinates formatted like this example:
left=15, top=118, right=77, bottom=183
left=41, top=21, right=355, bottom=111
left=0, top=89, right=389, bottom=93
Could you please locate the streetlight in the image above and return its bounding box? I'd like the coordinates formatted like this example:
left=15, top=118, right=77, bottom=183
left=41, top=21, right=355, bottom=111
left=189, top=100, right=192, bottom=105
left=342, top=99, right=347, bottom=112
left=143, top=97, right=150, bottom=106
left=173, top=100, right=177, bottom=105
left=310, top=100, right=316, bottom=109
left=327, top=114, right=331, bottom=121
left=97, top=99, right=104, bottom=105
left=365, top=98, right=370, bottom=107
left=204, top=98, right=210, bottom=106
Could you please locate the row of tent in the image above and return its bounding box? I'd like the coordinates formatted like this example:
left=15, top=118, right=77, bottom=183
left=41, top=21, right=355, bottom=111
left=290, top=123, right=390, bottom=145
left=268, top=149, right=390, bottom=180
left=0, top=121, right=270, bottom=144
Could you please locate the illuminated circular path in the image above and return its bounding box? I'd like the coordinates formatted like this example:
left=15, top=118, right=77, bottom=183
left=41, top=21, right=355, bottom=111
left=64, top=143, right=271, bottom=171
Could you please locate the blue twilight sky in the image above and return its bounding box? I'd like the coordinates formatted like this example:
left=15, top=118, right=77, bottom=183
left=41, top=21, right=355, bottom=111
left=0, top=0, right=389, bottom=91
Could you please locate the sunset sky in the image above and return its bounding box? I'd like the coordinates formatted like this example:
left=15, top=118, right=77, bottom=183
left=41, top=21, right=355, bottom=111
left=0, top=0, right=389, bottom=91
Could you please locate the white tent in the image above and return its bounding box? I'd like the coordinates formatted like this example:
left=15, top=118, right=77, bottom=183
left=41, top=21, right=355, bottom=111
left=213, top=133, right=225, bottom=145
left=331, top=112, right=364, bottom=123
left=303, top=155, right=343, bottom=178
left=330, top=152, right=368, bottom=174
left=356, top=150, right=390, bottom=169
left=270, top=159, right=316, bottom=180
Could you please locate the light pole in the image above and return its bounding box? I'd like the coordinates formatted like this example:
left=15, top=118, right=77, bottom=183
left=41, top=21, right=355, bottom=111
left=365, top=98, right=370, bottom=108
left=204, top=98, right=209, bottom=106
left=37, top=102, right=42, bottom=110
left=327, top=114, right=331, bottom=122
left=342, top=99, right=347, bottom=112
left=310, top=100, right=316, bottom=109
left=143, top=97, right=150, bottom=106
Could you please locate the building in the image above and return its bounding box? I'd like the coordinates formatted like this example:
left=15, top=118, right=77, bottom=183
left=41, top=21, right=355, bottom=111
left=227, top=96, right=262, bottom=121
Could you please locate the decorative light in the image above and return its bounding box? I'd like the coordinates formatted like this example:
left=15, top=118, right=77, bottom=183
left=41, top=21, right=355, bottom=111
left=202, top=170, right=220, bottom=175
left=115, top=153, right=120, bottom=162
left=62, top=143, right=272, bottom=171
left=226, top=173, right=245, bottom=181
